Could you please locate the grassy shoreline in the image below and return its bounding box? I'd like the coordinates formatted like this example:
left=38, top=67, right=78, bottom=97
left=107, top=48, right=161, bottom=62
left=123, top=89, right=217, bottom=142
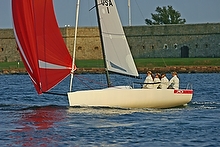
left=76, top=58, right=220, bottom=68
left=1, top=58, right=220, bottom=74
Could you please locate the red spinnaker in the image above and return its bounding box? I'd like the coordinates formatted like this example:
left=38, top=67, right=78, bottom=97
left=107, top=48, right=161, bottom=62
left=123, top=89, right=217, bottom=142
left=12, top=0, right=73, bottom=94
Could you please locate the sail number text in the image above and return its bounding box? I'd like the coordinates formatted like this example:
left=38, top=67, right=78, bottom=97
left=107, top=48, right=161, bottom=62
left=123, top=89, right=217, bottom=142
left=101, top=0, right=113, bottom=7
left=100, top=0, right=113, bottom=14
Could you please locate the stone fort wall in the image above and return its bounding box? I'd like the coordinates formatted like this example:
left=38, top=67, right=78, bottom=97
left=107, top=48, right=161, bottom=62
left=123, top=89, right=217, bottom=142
left=0, top=23, right=220, bottom=62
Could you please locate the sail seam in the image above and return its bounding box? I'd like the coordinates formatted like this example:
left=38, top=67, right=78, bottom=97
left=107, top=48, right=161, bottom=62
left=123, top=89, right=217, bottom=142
left=13, top=30, right=33, bottom=73
left=39, top=60, right=71, bottom=69
left=102, top=32, right=125, bottom=36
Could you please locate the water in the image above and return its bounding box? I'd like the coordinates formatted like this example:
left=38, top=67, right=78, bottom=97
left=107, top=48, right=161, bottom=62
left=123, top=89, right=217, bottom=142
left=0, top=73, right=220, bottom=146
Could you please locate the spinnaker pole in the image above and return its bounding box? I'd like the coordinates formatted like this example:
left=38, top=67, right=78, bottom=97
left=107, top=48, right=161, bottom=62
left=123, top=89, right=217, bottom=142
left=69, top=0, right=80, bottom=92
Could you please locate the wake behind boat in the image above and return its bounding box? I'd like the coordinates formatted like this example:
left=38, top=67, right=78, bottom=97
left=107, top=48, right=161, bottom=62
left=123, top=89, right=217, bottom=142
left=12, top=0, right=193, bottom=109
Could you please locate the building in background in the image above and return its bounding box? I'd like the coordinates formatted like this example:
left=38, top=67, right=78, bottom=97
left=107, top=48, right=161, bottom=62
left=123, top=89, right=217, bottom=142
left=0, top=23, right=220, bottom=62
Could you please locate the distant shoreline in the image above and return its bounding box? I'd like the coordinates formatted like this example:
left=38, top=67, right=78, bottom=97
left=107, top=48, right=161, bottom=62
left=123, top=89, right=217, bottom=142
left=1, top=66, right=220, bottom=75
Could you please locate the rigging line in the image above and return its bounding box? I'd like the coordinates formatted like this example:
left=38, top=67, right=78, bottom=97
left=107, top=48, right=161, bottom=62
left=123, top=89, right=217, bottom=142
left=43, top=92, right=68, bottom=97
left=89, top=2, right=104, bottom=11
left=158, top=47, right=168, bottom=67
left=160, top=52, right=168, bottom=67
left=134, top=0, right=145, bottom=22
left=134, top=82, right=161, bottom=84
left=75, top=75, right=108, bottom=87
left=89, top=5, right=96, bottom=11
left=75, top=76, right=94, bottom=90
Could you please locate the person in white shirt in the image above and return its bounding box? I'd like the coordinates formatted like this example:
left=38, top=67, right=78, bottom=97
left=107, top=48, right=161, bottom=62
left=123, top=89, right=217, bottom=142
left=168, top=72, right=179, bottom=89
left=153, top=73, right=161, bottom=89
left=143, top=71, right=154, bottom=89
left=160, top=73, right=169, bottom=89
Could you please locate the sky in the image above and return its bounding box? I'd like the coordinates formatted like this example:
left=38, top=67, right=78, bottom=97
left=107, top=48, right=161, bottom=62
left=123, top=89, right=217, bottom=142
left=0, top=0, right=219, bottom=28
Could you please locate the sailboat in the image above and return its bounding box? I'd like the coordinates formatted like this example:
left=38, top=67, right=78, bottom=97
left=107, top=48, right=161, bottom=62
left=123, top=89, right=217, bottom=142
left=12, top=0, right=193, bottom=109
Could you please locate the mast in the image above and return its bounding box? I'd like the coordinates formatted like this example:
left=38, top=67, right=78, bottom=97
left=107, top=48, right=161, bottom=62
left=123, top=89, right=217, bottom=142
left=69, top=0, right=80, bottom=92
left=95, top=0, right=111, bottom=87
left=128, top=0, right=131, bottom=26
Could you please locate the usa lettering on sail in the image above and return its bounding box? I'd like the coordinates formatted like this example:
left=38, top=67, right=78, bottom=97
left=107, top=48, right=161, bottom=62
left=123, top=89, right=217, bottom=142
left=101, top=0, right=113, bottom=7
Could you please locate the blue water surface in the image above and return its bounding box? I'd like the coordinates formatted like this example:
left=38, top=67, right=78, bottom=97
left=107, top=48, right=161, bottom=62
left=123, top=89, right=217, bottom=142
left=0, top=73, right=220, bottom=146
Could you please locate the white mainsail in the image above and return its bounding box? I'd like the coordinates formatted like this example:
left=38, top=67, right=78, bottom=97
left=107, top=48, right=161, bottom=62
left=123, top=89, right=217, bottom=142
left=96, top=0, right=139, bottom=77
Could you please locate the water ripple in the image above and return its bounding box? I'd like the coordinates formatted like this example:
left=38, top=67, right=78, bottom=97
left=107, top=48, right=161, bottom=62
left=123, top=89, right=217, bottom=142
left=0, top=73, right=220, bottom=146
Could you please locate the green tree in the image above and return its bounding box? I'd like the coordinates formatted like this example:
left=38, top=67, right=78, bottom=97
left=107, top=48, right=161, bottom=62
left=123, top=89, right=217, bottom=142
left=145, top=5, right=186, bottom=25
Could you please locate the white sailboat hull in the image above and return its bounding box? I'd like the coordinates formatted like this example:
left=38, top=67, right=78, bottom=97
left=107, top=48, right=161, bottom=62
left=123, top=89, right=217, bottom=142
left=68, top=88, right=193, bottom=109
